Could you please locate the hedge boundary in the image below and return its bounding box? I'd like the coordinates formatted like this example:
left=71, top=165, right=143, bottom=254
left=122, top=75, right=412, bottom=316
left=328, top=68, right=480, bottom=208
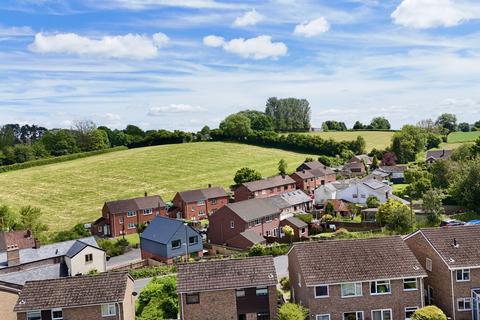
left=0, top=146, right=128, bottom=173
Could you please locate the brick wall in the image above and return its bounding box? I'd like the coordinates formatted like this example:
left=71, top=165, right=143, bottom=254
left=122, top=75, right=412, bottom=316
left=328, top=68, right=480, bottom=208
left=181, top=289, right=237, bottom=320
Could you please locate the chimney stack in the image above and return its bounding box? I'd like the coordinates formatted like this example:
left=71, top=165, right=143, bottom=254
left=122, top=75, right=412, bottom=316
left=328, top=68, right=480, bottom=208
left=144, top=191, right=148, bottom=197
left=7, top=244, right=20, bottom=267
left=34, top=238, right=41, bottom=249
left=208, top=184, right=212, bottom=188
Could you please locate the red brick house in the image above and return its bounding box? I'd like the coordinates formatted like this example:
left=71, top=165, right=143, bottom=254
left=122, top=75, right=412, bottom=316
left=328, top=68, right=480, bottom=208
left=0, top=230, right=36, bottom=252
left=291, top=161, right=336, bottom=194
left=234, top=175, right=296, bottom=202
left=177, top=256, right=277, bottom=320
left=92, top=194, right=167, bottom=237
left=172, top=187, right=228, bottom=221
left=404, top=225, right=480, bottom=320
left=289, top=236, right=426, bottom=320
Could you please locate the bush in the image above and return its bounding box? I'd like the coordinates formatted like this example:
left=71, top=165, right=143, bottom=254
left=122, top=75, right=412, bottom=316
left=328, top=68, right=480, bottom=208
left=97, top=238, right=129, bottom=257
left=248, top=243, right=266, bottom=256
left=278, top=303, right=308, bottom=320
left=296, top=213, right=313, bottom=224
left=412, top=306, right=447, bottom=320
left=280, top=276, right=290, bottom=291
left=129, top=266, right=176, bottom=280
left=321, top=214, right=333, bottom=222
left=50, top=223, right=90, bottom=242
left=136, top=276, right=178, bottom=320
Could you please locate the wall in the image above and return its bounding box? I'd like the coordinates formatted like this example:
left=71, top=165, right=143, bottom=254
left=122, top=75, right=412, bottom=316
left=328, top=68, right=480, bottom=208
left=166, top=225, right=203, bottom=259
left=0, top=289, right=19, bottom=320
left=452, top=267, right=480, bottom=320
left=122, top=277, right=135, bottom=320
left=181, top=289, right=237, bottom=320
left=208, top=207, right=246, bottom=245
left=66, top=246, right=106, bottom=276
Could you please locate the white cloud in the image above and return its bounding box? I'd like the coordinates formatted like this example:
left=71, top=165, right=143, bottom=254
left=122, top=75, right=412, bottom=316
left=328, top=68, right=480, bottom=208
left=0, top=25, right=34, bottom=37
left=204, top=35, right=287, bottom=60
left=102, top=113, right=121, bottom=121
left=233, top=9, right=264, bottom=27
left=87, top=0, right=242, bottom=10
left=294, top=17, right=330, bottom=37
left=148, top=104, right=206, bottom=115
left=28, top=32, right=169, bottom=60
left=391, top=0, right=475, bottom=29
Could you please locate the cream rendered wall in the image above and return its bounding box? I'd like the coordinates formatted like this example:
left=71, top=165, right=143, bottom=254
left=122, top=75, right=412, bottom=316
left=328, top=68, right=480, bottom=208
left=65, top=246, right=106, bottom=276
left=0, top=289, right=19, bottom=320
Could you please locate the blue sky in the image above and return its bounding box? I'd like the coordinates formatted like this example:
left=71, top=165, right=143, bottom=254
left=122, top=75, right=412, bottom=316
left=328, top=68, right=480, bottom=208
left=1, top=0, right=480, bottom=130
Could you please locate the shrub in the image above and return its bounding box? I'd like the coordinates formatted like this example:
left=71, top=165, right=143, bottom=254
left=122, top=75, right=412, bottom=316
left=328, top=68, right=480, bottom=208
left=280, top=276, right=290, bottom=291
left=322, top=214, right=333, bottom=222
left=296, top=214, right=312, bottom=224
left=129, top=266, right=176, bottom=280
left=278, top=303, right=308, bottom=320
left=97, top=238, right=129, bottom=257
left=248, top=243, right=266, bottom=256
left=412, top=306, right=447, bottom=320
left=136, top=276, right=178, bottom=320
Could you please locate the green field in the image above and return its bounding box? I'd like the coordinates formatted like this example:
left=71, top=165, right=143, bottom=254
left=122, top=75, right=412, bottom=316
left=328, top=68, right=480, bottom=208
left=447, top=131, right=480, bottom=143
left=0, top=142, right=316, bottom=232
left=300, top=131, right=395, bottom=151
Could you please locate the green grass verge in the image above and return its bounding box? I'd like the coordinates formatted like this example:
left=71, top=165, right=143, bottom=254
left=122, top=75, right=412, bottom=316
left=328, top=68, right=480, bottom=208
left=447, top=131, right=480, bottom=143
left=0, top=142, right=316, bottom=232
left=116, top=233, right=140, bottom=246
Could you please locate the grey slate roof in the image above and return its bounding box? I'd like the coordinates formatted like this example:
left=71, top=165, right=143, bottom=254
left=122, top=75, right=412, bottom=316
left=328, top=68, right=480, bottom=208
left=242, top=175, right=296, bottom=192
left=14, top=272, right=131, bottom=312
left=276, top=190, right=312, bottom=207
left=239, top=230, right=266, bottom=245
left=426, top=149, right=453, bottom=161
left=415, top=225, right=480, bottom=268
left=105, top=195, right=166, bottom=214
left=177, top=187, right=227, bottom=203
left=177, top=256, right=277, bottom=293
left=0, top=263, right=68, bottom=285
left=140, top=216, right=199, bottom=244
left=284, top=216, right=307, bottom=228
left=224, top=198, right=280, bottom=222
left=0, top=237, right=99, bottom=268
left=65, top=240, right=98, bottom=258
left=291, top=236, right=426, bottom=286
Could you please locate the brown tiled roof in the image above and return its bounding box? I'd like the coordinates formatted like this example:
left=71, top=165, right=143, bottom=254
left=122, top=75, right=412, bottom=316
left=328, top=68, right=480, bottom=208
left=105, top=195, right=166, bottom=214
left=291, top=236, right=426, bottom=286
left=177, top=187, right=227, bottom=203
left=416, top=225, right=480, bottom=268
left=177, top=256, right=277, bottom=293
left=324, top=199, right=349, bottom=212
left=0, top=230, right=35, bottom=252
left=242, top=175, right=296, bottom=192
left=293, top=167, right=334, bottom=180
left=14, top=272, right=131, bottom=312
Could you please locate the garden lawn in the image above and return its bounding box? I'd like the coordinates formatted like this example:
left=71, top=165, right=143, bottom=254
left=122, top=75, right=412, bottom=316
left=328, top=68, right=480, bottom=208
left=299, top=131, right=395, bottom=151
left=0, top=142, right=316, bottom=233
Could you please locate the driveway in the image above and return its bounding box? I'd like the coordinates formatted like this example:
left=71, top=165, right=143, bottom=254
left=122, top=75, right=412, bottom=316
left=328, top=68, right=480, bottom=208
left=134, top=277, right=153, bottom=294
left=274, top=255, right=288, bottom=279
left=107, top=248, right=141, bottom=268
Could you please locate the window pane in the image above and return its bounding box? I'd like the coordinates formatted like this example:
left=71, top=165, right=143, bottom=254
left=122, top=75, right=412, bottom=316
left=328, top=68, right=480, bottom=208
left=372, top=311, right=382, bottom=320
left=383, top=310, right=391, bottom=320
left=256, top=287, right=268, bottom=296
left=316, top=285, right=328, bottom=297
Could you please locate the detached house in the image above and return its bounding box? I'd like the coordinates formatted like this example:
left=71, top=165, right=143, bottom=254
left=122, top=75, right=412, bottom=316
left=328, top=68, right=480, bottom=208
left=14, top=272, right=135, bottom=320
left=405, top=225, right=480, bottom=320
left=93, top=194, right=167, bottom=237
left=291, top=161, right=336, bottom=194
left=177, top=256, right=278, bottom=320
left=172, top=187, right=228, bottom=221
left=426, top=149, right=453, bottom=163
left=0, top=280, right=22, bottom=320
left=289, top=237, right=427, bottom=320
left=234, top=175, right=296, bottom=202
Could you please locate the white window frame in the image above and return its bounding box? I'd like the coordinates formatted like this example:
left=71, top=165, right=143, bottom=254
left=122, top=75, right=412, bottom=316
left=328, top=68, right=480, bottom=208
left=426, top=258, right=432, bottom=272
left=261, top=190, right=267, bottom=195
left=265, top=215, right=272, bottom=222
left=371, top=309, right=392, bottom=320
left=189, top=236, right=198, bottom=245
left=236, top=289, right=245, bottom=297
left=51, top=308, right=63, bottom=320
left=256, top=287, right=268, bottom=296
left=119, top=217, right=124, bottom=224
left=27, top=311, right=41, bottom=320
left=370, top=280, right=391, bottom=295
left=171, top=239, right=181, bottom=249
left=314, top=285, right=329, bottom=298
left=405, top=307, right=418, bottom=320
left=341, top=282, right=363, bottom=298
left=230, top=220, right=235, bottom=229
left=298, top=273, right=302, bottom=287
left=127, top=211, right=136, bottom=217
left=127, top=222, right=136, bottom=229
left=316, top=315, right=331, bottom=320
left=197, top=200, right=205, bottom=205
left=143, top=208, right=152, bottom=215
left=342, top=311, right=364, bottom=320
left=255, top=218, right=261, bottom=226
left=101, top=304, right=116, bottom=317
left=456, top=269, right=470, bottom=282
left=403, top=278, right=418, bottom=291
left=457, top=298, right=472, bottom=311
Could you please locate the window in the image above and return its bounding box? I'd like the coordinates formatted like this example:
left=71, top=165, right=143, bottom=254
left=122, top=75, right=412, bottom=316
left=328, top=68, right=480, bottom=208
left=370, top=280, right=391, bottom=295
left=301, top=227, right=306, bottom=233
left=261, top=190, right=267, bottom=195
left=171, top=239, right=181, bottom=249
left=265, top=215, right=272, bottom=222
left=127, top=211, right=136, bottom=217
left=255, top=218, right=261, bottom=226
left=236, top=289, right=245, bottom=297
left=51, top=308, right=63, bottom=320
left=186, top=293, right=200, bottom=304
left=352, top=194, right=358, bottom=198
left=298, top=273, right=302, bottom=287
left=426, top=258, right=432, bottom=272
left=143, top=208, right=152, bottom=215
left=405, top=307, right=418, bottom=320
left=456, top=269, right=470, bottom=282
left=189, top=236, right=198, bottom=245
left=127, top=223, right=136, bottom=229
left=257, top=313, right=270, bottom=320
left=211, top=198, right=217, bottom=204
left=372, top=309, right=392, bottom=320
left=197, top=200, right=205, bottom=205
left=85, top=253, right=93, bottom=263
left=119, top=217, right=124, bottom=224
left=101, top=304, right=116, bottom=317
left=315, top=285, right=329, bottom=298
left=341, top=282, right=362, bottom=297
left=98, top=226, right=102, bottom=232
left=403, top=278, right=417, bottom=291
left=27, top=311, right=41, bottom=320
left=343, top=311, right=363, bottom=320
left=266, top=230, right=271, bottom=237
left=199, top=210, right=206, bottom=216
left=316, top=315, right=331, bottom=320
left=457, top=298, right=472, bottom=311
left=361, top=194, right=366, bottom=199
left=256, top=287, right=268, bottom=296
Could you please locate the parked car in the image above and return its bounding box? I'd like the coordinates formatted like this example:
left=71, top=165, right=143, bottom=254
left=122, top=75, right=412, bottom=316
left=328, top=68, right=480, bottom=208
left=440, top=219, right=465, bottom=227
left=466, top=220, right=480, bottom=225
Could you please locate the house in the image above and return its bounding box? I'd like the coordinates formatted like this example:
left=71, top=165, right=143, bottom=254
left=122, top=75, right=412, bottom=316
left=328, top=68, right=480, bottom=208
left=426, top=149, right=453, bottom=163
left=280, top=217, right=308, bottom=239
left=14, top=272, right=135, bottom=320
left=234, top=175, right=296, bottom=202
left=349, top=154, right=373, bottom=166
left=140, top=216, right=203, bottom=264
left=324, top=199, right=350, bottom=216
left=0, top=280, right=22, bottom=320
left=208, top=194, right=310, bottom=249
left=0, top=230, right=36, bottom=252
left=289, top=236, right=427, bottom=320
left=0, top=236, right=106, bottom=285
left=370, top=165, right=408, bottom=184
left=93, top=194, right=167, bottom=237
left=270, top=190, right=313, bottom=214
left=291, top=161, right=336, bottom=194
left=342, top=155, right=373, bottom=177
left=177, top=256, right=277, bottom=320
left=172, top=186, right=228, bottom=221
left=404, top=225, right=480, bottom=320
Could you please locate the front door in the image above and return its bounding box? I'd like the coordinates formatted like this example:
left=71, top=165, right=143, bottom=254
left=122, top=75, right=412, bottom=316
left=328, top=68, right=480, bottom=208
left=473, top=289, right=480, bottom=320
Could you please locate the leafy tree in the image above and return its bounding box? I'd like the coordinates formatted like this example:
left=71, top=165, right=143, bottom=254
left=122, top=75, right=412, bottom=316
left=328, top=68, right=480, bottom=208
left=233, top=167, right=262, bottom=185
left=366, top=196, right=380, bottom=208
left=377, top=199, right=413, bottom=234
left=425, top=133, right=442, bottom=149
left=283, top=225, right=294, bottom=243
left=391, top=125, right=426, bottom=163
left=248, top=243, right=266, bottom=256
left=353, top=136, right=366, bottom=154
left=72, top=120, right=97, bottom=151
left=417, top=119, right=441, bottom=133
left=31, top=142, right=49, bottom=159
left=472, top=137, right=480, bottom=156
left=265, top=97, right=311, bottom=132
left=405, top=178, right=432, bottom=200
left=324, top=201, right=334, bottom=215
left=0, top=205, right=18, bottom=231
left=278, top=303, right=308, bottom=320
left=435, top=113, right=457, bottom=134
left=353, top=121, right=365, bottom=130
left=428, top=159, right=452, bottom=189
left=412, top=306, right=447, bottom=320
left=381, top=151, right=397, bottom=166
left=321, top=120, right=347, bottom=131
left=369, top=117, right=391, bottom=130
left=458, top=122, right=470, bottom=132
left=219, top=114, right=252, bottom=138
left=450, top=157, right=480, bottom=210
left=475, top=120, right=480, bottom=129
left=18, top=206, right=48, bottom=235
left=0, top=125, right=16, bottom=150
left=238, top=110, right=274, bottom=131
left=304, top=157, right=314, bottom=162
left=422, top=189, right=445, bottom=225
left=451, top=144, right=474, bottom=161
left=136, top=276, right=178, bottom=320
left=41, top=129, right=78, bottom=156
left=371, top=156, right=379, bottom=170
left=278, top=159, right=288, bottom=175
left=124, top=124, right=145, bottom=137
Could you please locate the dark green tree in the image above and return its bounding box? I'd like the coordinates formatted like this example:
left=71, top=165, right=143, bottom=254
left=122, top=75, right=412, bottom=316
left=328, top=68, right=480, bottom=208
left=238, top=110, right=274, bottom=131
left=458, top=122, right=470, bottom=132
left=278, top=159, right=288, bottom=175
left=233, top=167, right=262, bottom=185
left=369, top=117, right=391, bottom=130
left=265, top=97, right=311, bottom=132
left=391, top=125, right=426, bottom=163
left=435, top=113, right=457, bottom=134
left=219, top=114, right=252, bottom=138
left=450, top=157, right=480, bottom=210
left=422, top=189, right=445, bottom=225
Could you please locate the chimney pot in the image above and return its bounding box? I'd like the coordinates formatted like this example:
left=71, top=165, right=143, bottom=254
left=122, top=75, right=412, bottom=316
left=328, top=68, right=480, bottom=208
left=6, top=245, right=20, bottom=267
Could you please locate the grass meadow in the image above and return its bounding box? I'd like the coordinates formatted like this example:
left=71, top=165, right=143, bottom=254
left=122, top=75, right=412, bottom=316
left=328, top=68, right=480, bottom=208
left=300, top=131, right=395, bottom=151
